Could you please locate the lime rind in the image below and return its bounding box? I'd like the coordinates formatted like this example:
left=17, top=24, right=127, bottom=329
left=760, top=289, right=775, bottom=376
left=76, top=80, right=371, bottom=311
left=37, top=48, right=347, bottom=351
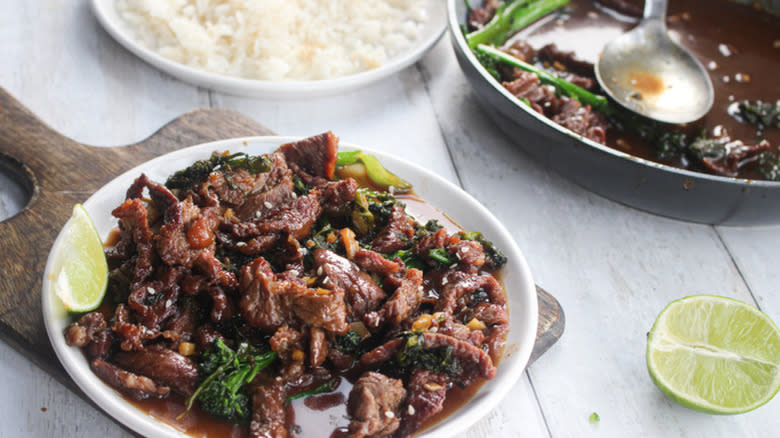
left=53, top=204, right=109, bottom=313
left=647, top=295, right=780, bottom=414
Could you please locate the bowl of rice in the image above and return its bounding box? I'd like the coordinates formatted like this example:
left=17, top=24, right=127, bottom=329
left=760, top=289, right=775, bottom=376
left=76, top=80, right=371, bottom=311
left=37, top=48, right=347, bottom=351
left=91, top=0, right=446, bottom=98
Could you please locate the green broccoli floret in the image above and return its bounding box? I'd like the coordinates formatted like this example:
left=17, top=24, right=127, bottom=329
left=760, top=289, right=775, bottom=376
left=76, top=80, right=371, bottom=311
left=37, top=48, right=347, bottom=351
left=465, top=0, right=570, bottom=50
left=732, top=100, right=780, bottom=137
left=395, top=332, right=460, bottom=376
left=166, top=152, right=271, bottom=191
left=183, top=339, right=276, bottom=423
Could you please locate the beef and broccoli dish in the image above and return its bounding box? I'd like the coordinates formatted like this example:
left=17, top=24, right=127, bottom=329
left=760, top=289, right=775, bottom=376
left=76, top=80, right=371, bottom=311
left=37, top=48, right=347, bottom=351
left=465, top=0, right=780, bottom=180
left=63, top=132, right=510, bottom=437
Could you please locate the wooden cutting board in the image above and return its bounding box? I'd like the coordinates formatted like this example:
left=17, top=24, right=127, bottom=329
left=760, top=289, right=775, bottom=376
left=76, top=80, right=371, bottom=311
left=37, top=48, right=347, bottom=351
left=0, top=86, right=563, bottom=410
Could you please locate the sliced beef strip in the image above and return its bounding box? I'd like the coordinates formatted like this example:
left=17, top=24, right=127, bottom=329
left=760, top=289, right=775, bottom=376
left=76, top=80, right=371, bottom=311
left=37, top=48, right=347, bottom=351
left=126, top=173, right=178, bottom=213
left=309, top=178, right=358, bottom=217
left=156, top=199, right=218, bottom=268
left=364, top=268, right=424, bottom=331
left=502, top=71, right=608, bottom=143
left=91, top=359, right=170, bottom=401
left=193, top=324, right=224, bottom=352
left=353, top=247, right=402, bottom=277
left=396, top=369, right=450, bottom=438
left=111, top=198, right=155, bottom=290
left=314, top=249, right=386, bottom=320
left=371, top=205, right=416, bottom=254
left=113, top=344, right=198, bottom=397
left=435, top=272, right=506, bottom=316
left=278, top=131, right=338, bottom=181
left=239, top=257, right=298, bottom=331
left=292, top=287, right=349, bottom=335
left=161, top=299, right=198, bottom=349
left=448, top=239, right=486, bottom=270
left=64, top=311, right=112, bottom=360
left=422, top=332, right=496, bottom=383
left=466, top=0, right=499, bottom=31
left=249, top=380, right=289, bottom=438
left=359, top=339, right=404, bottom=368
left=234, top=152, right=296, bottom=221
left=112, top=303, right=161, bottom=351
left=537, top=43, right=598, bottom=88
left=269, top=325, right=305, bottom=363
left=127, top=266, right=183, bottom=330
left=201, top=167, right=264, bottom=208
left=346, top=372, right=406, bottom=438
left=231, top=194, right=322, bottom=241
left=550, top=97, right=608, bottom=144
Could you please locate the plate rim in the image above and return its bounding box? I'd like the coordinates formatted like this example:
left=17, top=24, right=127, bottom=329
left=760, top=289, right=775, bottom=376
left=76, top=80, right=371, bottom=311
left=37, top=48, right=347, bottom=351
left=90, top=0, right=447, bottom=98
left=42, top=135, right=539, bottom=438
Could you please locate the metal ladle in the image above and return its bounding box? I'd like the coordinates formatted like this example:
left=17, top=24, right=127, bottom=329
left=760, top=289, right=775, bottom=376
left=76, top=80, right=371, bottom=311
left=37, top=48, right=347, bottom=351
left=595, top=0, right=714, bottom=124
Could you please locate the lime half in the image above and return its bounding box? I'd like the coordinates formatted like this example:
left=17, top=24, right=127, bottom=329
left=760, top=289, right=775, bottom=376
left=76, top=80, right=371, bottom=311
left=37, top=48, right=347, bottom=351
left=52, top=204, right=108, bottom=312
left=647, top=295, right=780, bottom=414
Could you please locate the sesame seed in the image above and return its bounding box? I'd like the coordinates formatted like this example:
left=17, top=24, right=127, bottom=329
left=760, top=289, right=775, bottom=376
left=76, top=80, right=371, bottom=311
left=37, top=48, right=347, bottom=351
left=255, top=210, right=262, bottom=218
left=165, top=299, right=173, bottom=308
left=441, top=277, right=448, bottom=285
left=147, top=287, right=156, bottom=295
left=385, top=411, right=395, bottom=418
left=460, top=246, right=468, bottom=253
left=408, top=405, right=416, bottom=415
left=236, top=241, right=247, bottom=247
left=317, top=266, right=323, bottom=276
left=718, top=44, right=731, bottom=57
left=263, top=201, right=273, bottom=209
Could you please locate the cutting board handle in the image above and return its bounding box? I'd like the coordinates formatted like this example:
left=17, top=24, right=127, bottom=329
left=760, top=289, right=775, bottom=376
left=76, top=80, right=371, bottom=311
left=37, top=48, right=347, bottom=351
left=0, top=86, right=275, bottom=362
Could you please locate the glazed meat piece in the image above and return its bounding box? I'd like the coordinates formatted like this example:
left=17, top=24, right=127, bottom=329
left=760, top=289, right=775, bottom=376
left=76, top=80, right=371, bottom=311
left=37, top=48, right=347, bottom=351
left=503, top=72, right=608, bottom=143
left=91, top=359, right=170, bottom=401
left=292, top=287, right=349, bottom=334
left=113, top=344, right=198, bottom=397
left=64, top=311, right=112, bottom=360
left=537, top=43, right=598, bottom=89
left=239, top=257, right=298, bottom=331
left=314, top=249, right=386, bottom=320
left=346, top=372, right=406, bottom=438
left=110, top=198, right=155, bottom=290
left=231, top=194, right=322, bottom=242
left=234, top=152, right=296, bottom=221
left=396, top=370, right=450, bottom=437
left=372, top=205, right=416, bottom=253
left=249, top=380, right=289, bottom=438
left=279, top=131, right=338, bottom=182
left=365, top=268, right=423, bottom=330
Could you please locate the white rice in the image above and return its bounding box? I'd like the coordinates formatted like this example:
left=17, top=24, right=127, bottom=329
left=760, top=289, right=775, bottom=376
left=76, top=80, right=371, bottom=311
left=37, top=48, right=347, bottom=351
left=115, top=0, right=428, bottom=81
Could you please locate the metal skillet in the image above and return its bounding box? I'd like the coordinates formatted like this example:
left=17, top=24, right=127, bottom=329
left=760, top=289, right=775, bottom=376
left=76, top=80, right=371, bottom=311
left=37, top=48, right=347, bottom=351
left=447, top=0, right=780, bottom=226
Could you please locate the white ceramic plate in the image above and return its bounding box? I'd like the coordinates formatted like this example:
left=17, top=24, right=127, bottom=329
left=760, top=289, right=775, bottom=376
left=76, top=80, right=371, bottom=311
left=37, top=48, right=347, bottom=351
left=42, top=136, right=538, bottom=437
left=90, top=0, right=447, bottom=98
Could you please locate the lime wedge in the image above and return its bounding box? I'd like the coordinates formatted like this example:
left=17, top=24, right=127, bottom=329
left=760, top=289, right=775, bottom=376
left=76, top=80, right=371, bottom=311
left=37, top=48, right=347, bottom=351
left=647, top=295, right=780, bottom=414
left=52, top=204, right=108, bottom=312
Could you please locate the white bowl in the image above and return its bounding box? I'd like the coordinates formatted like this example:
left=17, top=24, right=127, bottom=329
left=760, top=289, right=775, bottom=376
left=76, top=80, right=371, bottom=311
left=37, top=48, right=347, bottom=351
left=90, top=0, right=447, bottom=98
left=42, top=136, right=538, bottom=437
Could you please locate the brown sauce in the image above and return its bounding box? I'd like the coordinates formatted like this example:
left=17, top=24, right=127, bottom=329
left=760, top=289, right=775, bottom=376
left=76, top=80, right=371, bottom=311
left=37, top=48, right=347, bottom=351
left=517, top=0, right=780, bottom=179
left=123, top=192, right=508, bottom=437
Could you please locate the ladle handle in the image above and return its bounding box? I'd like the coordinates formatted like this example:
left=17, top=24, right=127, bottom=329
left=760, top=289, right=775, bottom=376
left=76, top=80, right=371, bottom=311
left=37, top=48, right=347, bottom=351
left=644, top=0, right=668, bottom=21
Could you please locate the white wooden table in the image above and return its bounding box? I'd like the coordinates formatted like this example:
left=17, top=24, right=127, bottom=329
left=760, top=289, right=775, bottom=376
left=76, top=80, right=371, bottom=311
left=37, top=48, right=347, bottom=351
left=0, top=1, right=777, bottom=437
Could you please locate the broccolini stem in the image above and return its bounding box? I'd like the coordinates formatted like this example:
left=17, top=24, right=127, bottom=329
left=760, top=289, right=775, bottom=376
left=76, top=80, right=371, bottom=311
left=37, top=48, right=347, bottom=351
left=286, top=380, right=336, bottom=403
left=475, top=44, right=612, bottom=113
left=465, top=0, right=569, bottom=50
